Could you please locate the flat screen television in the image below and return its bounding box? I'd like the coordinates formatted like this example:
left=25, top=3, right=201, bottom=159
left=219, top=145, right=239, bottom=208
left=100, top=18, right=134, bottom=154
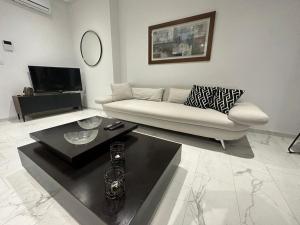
left=28, top=66, right=83, bottom=93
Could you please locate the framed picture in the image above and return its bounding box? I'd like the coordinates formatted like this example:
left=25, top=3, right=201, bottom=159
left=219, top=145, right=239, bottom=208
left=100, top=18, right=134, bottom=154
left=148, top=11, right=216, bottom=64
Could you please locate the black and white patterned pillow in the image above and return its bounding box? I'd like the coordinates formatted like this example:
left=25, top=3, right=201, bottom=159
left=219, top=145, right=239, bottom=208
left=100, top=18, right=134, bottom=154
left=211, top=87, right=244, bottom=114
left=184, top=85, right=217, bottom=109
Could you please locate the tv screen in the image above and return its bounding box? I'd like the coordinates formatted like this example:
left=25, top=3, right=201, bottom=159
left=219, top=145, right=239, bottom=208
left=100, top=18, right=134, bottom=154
left=28, top=66, right=82, bottom=93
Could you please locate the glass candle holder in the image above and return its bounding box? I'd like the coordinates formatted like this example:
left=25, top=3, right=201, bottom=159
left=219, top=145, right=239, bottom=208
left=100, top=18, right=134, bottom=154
left=104, top=166, right=125, bottom=199
left=110, top=142, right=125, bottom=166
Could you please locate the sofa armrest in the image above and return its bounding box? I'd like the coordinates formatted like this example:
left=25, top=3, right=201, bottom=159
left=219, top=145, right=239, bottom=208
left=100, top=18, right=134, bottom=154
left=228, top=102, right=269, bottom=126
left=95, top=95, right=113, bottom=105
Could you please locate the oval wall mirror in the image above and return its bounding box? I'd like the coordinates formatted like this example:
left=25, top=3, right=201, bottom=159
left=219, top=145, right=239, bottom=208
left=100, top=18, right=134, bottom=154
left=80, top=30, right=102, bottom=67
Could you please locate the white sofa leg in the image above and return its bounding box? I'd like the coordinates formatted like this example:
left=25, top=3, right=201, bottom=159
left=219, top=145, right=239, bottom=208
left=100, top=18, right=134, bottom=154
left=220, top=140, right=226, bottom=150
left=215, top=139, right=226, bottom=150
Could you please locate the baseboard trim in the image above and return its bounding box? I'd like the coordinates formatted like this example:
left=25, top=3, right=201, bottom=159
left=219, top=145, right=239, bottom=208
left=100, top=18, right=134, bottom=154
left=0, top=116, right=18, bottom=122
left=0, top=108, right=90, bottom=123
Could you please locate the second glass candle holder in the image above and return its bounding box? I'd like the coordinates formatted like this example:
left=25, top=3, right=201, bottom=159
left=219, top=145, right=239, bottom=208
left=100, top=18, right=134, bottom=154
left=110, top=142, right=125, bottom=167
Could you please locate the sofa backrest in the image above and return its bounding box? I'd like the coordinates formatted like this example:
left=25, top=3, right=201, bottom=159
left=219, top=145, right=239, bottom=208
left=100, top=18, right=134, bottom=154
left=130, top=84, right=193, bottom=101
left=129, top=83, right=246, bottom=104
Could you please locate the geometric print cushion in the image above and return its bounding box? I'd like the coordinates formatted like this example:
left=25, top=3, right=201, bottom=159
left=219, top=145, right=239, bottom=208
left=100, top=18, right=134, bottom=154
left=184, top=85, right=217, bottom=109
left=211, top=87, right=244, bottom=114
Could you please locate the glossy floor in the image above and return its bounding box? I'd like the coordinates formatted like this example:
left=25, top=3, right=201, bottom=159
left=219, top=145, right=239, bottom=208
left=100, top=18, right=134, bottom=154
left=0, top=109, right=299, bottom=225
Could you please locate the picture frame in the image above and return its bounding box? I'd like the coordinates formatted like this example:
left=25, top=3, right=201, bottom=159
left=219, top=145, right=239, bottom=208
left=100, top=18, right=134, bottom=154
left=148, top=11, right=216, bottom=64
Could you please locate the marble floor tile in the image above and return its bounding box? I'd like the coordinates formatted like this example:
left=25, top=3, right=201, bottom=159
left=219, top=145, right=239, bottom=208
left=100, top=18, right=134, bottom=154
left=150, top=198, right=187, bottom=225
left=0, top=109, right=299, bottom=225
left=267, top=167, right=300, bottom=224
left=233, top=166, right=298, bottom=225
left=183, top=173, right=240, bottom=225
left=196, top=150, right=233, bottom=184
left=164, top=173, right=192, bottom=201
left=230, top=155, right=268, bottom=174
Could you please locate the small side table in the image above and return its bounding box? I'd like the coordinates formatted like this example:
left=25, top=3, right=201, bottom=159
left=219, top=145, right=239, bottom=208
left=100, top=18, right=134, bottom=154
left=288, top=133, right=300, bottom=153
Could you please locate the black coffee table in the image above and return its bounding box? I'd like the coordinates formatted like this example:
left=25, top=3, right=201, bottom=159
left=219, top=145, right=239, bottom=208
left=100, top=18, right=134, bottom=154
left=18, top=118, right=182, bottom=225
left=30, top=116, right=138, bottom=165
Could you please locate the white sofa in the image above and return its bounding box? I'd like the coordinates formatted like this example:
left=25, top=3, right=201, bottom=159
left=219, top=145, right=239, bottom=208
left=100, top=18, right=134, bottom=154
left=95, top=87, right=269, bottom=149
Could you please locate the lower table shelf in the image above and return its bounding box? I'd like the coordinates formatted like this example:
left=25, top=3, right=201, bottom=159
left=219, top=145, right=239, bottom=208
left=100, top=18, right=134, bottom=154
left=18, top=132, right=182, bottom=225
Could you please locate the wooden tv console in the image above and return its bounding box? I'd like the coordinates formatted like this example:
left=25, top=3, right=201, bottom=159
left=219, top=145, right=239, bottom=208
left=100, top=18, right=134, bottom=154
left=12, top=93, right=82, bottom=122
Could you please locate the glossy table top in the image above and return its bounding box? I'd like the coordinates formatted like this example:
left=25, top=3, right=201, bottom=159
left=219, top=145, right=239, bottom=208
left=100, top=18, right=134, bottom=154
left=30, top=116, right=137, bottom=163
left=19, top=132, right=181, bottom=225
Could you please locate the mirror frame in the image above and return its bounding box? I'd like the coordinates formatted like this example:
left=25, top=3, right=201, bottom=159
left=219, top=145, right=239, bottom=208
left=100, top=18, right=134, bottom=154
left=80, top=30, right=103, bottom=67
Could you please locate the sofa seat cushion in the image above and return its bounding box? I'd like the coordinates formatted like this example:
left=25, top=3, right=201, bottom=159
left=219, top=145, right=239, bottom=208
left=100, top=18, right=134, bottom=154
left=103, top=100, right=249, bottom=132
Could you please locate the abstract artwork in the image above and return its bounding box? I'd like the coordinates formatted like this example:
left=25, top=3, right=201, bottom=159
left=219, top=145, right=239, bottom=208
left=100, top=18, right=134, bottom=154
left=148, top=11, right=216, bottom=64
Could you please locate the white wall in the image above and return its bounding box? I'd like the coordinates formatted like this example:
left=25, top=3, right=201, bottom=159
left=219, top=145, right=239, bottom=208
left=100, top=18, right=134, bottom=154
left=0, top=0, right=77, bottom=119
left=118, top=0, right=300, bottom=134
left=109, top=0, right=122, bottom=83
left=68, top=0, right=114, bottom=109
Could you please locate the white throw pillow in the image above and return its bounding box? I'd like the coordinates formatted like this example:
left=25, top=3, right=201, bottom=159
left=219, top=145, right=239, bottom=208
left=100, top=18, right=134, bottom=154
left=111, top=83, right=133, bottom=101
left=132, top=88, right=164, bottom=102
left=167, top=88, right=191, bottom=104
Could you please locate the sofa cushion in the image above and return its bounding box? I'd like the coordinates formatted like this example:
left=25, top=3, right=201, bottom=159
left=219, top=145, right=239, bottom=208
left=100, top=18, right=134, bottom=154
left=111, top=83, right=133, bottom=101
left=167, top=88, right=191, bottom=104
left=184, top=85, right=217, bottom=109
left=211, top=87, right=244, bottom=114
left=103, top=99, right=249, bottom=131
left=132, top=88, right=164, bottom=102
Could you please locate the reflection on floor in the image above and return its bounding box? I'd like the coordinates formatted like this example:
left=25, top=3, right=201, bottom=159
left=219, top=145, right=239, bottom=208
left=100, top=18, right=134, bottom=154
left=0, top=109, right=299, bottom=225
